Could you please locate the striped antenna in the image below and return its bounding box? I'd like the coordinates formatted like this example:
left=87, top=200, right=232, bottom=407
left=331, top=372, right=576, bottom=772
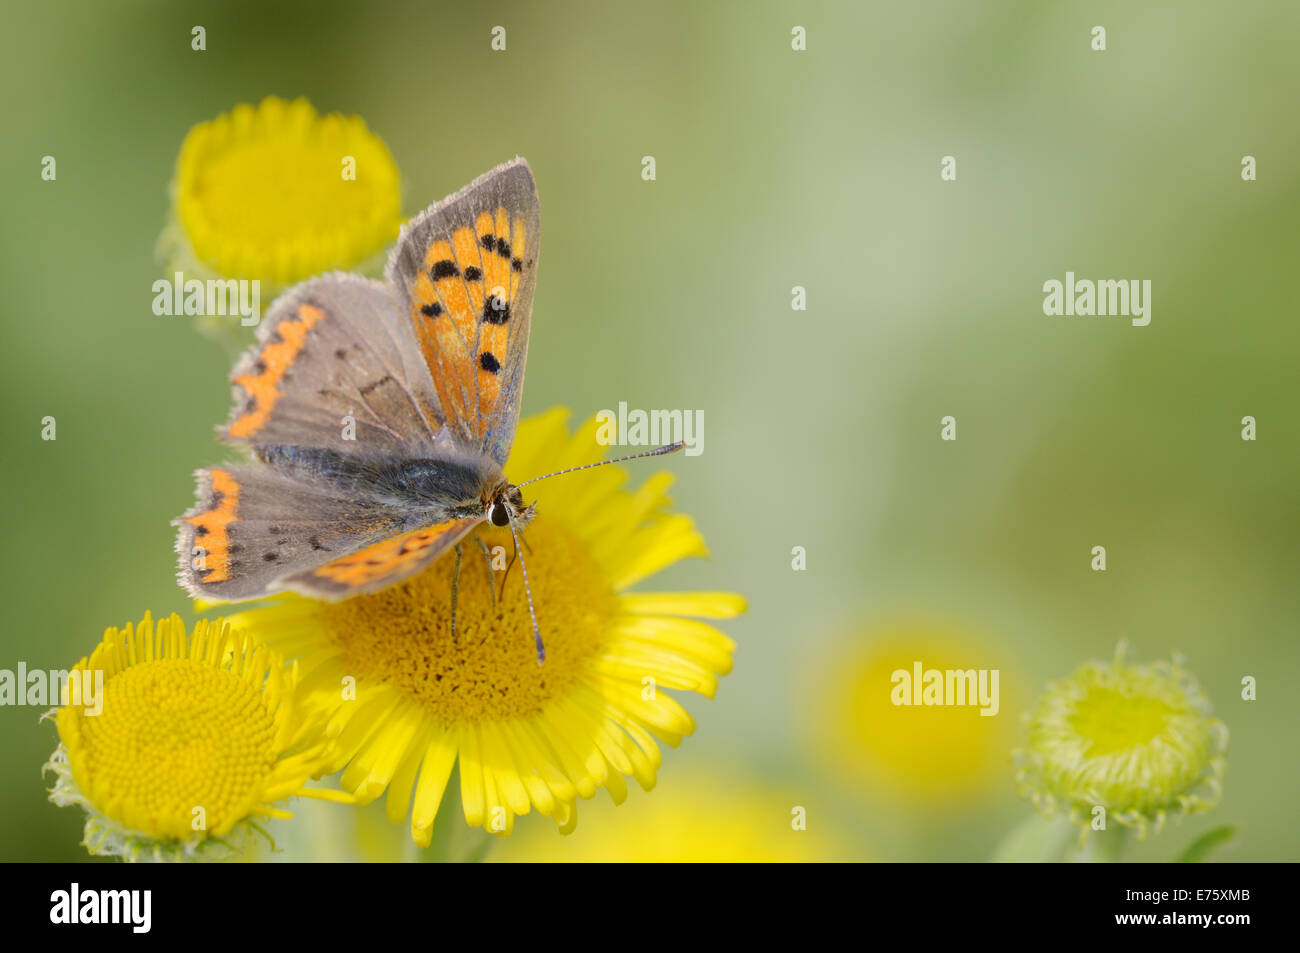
left=515, top=442, right=685, bottom=490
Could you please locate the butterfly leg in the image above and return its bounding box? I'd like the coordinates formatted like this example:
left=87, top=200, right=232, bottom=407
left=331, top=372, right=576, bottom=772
left=449, top=543, right=463, bottom=642
left=503, top=515, right=545, bottom=663
left=499, top=544, right=517, bottom=598
left=474, top=536, right=497, bottom=608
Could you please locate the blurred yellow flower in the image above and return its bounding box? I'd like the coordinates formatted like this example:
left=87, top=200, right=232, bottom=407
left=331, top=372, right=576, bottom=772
left=45, top=612, right=350, bottom=862
left=1013, top=644, right=1227, bottom=839
left=224, top=409, right=744, bottom=848
left=160, top=96, right=402, bottom=289
left=810, top=618, right=1018, bottom=810
left=498, top=767, right=848, bottom=862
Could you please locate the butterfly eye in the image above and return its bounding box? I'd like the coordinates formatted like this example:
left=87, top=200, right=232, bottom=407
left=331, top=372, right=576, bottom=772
left=489, top=502, right=510, bottom=527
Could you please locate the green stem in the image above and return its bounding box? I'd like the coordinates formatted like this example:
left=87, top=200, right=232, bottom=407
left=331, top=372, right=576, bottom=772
left=990, top=813, right=1075, bottom=862
left=1079, top=825, right=1128, bottom=863
left=416, top=765, right=496, bottom=863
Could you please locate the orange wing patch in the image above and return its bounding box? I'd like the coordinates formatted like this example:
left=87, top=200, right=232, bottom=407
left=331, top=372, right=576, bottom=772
left=184, top=469, right=240, bottom=583
left=308, top=518, right=478, bottom=590
left=228, top=303, right=325, bottom=439
left=408, top=210, right=530, bottom=444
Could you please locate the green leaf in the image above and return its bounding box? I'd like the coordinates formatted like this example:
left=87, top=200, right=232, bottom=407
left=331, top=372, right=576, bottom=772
left=1174, top=825, right=1238, bottom=863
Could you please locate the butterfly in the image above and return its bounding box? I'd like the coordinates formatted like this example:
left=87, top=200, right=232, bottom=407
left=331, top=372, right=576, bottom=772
left=175, top=158, right=679, bottom=661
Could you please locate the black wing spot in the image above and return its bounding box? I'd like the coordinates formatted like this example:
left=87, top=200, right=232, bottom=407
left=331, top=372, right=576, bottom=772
left=482, top=298, right=510, bottom=324
left=309, top=535, right=330, bottom=551
left=262, top=552, right=279, bottom=562
left=252, top=359, right=268, bottom=374
left=334, top=348, right=348, bottom=360
left=479, top=352, right=501, bottom=374
left=480, top=234, right=496, bottom=250
left=431, top=260, right=459, bottom=280
left=511, top=257, right=523, bottom=272
left=495, top=237, right=511, bottom=258
left=359, top=374, right=395, bottom=396
left=464, top=266, right=483, bottom=281
left=421, top=302, right=443, bottom=318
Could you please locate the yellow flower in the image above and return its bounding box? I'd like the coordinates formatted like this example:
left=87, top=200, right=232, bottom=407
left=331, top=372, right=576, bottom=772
left=809, top=619, right=1018, bottom=811
left=498, top=768, right=852, bottom=862
left=160, top=96, right=402, bottom=288
left=1013, top=644, right=1228, bottom=839
left=225, top=409, right=744, bottom=847
left=45, top=612, right=350, bottom=862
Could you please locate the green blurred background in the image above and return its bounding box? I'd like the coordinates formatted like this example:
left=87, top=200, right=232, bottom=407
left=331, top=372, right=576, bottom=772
left=2, top=0, right=1296, bottom=861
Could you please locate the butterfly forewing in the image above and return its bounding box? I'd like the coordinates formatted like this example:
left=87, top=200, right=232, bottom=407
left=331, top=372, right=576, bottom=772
left=388, top=157, right=540, bottom=467
left=220, top=273, right=444, bottom=457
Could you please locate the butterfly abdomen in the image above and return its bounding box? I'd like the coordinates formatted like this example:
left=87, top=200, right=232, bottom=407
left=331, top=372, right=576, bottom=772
left=375, top=457, right=499, bottom=513
left=254, top=444, right=381, bottom=490
left=255, top=442, right=496, bottom=515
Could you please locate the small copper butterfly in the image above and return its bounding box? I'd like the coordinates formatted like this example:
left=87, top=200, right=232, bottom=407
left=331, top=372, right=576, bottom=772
left=175, top=159, right=680, bottom=660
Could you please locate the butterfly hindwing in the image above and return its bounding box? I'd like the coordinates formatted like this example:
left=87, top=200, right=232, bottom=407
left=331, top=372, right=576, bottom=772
left=223, top=273, right=444, bottom=457
left=389, top=157, right=540, bottom=467
left=175, top=465, right=415, bottom=602
left=287, top=517, right=482, bottom=597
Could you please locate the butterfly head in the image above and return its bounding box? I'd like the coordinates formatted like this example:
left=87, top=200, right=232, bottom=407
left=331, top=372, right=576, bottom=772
left=486, top=482, right=531, bottom=528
